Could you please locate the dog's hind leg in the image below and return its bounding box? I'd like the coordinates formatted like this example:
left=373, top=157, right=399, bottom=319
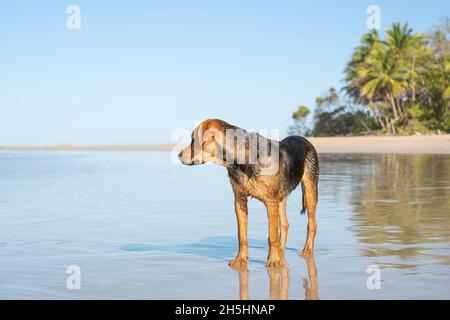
left=300, top=183, right=317, bottom=256
left=300, top=149, right=319, bottom=257
left=229, top=194, right=249, bottom=268
left=278, top=197, right=288, bottom=263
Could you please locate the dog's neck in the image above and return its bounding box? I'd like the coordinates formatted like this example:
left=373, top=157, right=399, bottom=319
left=227, top=163, right=257, bottom=182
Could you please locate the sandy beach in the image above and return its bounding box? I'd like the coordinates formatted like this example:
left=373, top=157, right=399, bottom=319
left=307, top=135, right=450, bottom=154
left=1, top=135, right=449, bottom=154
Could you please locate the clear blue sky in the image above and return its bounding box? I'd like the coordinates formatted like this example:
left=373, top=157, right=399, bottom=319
left=1, top=1, right=448, bottom=145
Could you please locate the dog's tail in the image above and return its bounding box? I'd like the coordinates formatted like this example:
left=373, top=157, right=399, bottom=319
left=300, top=142, right=319, bottom=215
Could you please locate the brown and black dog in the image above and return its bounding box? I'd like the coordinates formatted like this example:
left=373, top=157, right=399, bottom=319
left=179, top=119, right=319, bottom=267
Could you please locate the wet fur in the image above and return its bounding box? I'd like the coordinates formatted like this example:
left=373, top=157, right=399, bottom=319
left=179, top=119, right=319, bottom=267
left=227, top=134, right=319, bottom=207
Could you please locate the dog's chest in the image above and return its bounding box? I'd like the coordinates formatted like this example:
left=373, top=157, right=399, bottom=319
left=228, top=166, right=277, bottom=200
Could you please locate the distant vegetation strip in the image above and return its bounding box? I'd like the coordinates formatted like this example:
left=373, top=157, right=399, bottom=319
left=0, top=144, right=175, bottom=151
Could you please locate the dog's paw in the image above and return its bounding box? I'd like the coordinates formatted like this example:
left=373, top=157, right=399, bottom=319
left=299, top=248, right=313, bottom=257
left=266, top=257, right=286, bottom=268
left=229, top=257, right=248, bottom=268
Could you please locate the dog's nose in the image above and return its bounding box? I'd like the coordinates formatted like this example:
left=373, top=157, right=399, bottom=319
left=178, top=151, right=187, bottom=164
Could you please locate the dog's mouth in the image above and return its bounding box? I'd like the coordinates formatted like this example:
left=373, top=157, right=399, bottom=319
left=178, top=155, right=204, bottom=166
left=181, top=159, right=205, bottom=166
left=178, top=149, right=206, bottom=166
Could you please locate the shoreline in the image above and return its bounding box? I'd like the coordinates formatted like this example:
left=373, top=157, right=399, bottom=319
left=0, top=135, right=449, bottom=154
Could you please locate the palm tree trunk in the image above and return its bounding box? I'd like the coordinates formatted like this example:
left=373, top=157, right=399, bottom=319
left=383, top=95, right=398, bottom=134
left=375, top=114, right=384, bottom=129
left=397, top=96, right=406, bottom=116
left=411, top=56, right=416, bottom=103
left=382, top=117, right=388, bottom=130
left=375, top=109, right=386, bottom=130
left=388, top=93, right=400, bottom=120
left=393, top=97, right=400, bottom=119
left=390, top=119, right=397, bottom=134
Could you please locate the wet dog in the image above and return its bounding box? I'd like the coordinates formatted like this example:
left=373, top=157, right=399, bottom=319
left=179, top=119, right=319, bottom=267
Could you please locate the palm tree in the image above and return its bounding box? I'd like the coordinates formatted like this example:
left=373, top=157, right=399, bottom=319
left=341, top=19, right=449, bottom=134
left=344, top=23, right=431, bottom=133
left=344, top=30, right=390, bottom=130
left=385, top=23, right=414, bottom=56
left=360, top=46, right=408, bottom=133
left=345, top=29, right=380, bottom=104
left=386, top=23, right=430, bottom=105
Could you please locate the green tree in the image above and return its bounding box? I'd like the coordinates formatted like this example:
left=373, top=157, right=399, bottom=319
left=427, top=17, right=450, bottom=59
left=358, top=43, right=408, bottom=133
left=294, top=18, right=450, bottom=136
left=310, top=88, right=376, bottom=136
left=288, top=105, right=311, bottom=135
left=343, top=21, right=449, bottom=134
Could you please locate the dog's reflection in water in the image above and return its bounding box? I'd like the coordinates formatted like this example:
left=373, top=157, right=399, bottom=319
left=302, top=255, right=319, bottom=300
left=121, top=236, right=318, bottom=299
left=231, top=256, right=319, bottom=300
left=267, top=266, right=291, bottom=300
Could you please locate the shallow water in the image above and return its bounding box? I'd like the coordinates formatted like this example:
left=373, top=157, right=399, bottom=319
left=0, top=151, right=449, bottom=299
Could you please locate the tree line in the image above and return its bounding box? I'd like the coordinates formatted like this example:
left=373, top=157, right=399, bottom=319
left=290, top=18, right=450, bottom=136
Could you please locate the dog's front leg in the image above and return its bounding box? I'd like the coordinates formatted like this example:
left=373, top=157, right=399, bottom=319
left=266, top=201, right=285, bottom=267
left=229, top=194, right=248, bottom=268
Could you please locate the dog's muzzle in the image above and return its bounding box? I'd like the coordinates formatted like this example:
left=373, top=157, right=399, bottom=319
left=178, top=150, right=195, bottom=166
left=178, top=150, right=205, bottom=166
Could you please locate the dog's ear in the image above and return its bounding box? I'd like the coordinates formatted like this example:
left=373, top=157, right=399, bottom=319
left=200, top=120, right=228, bottom=163
left=200, top=119, right=225, bottom=144
left=202, top=128, right=216, bottom=143
left=191, top=121, right=208, bottom=145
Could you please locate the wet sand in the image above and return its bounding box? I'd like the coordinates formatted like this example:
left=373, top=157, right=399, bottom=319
left=0, top=151, right=449, bottom=299
left=1, top=135, right=449, bottom=154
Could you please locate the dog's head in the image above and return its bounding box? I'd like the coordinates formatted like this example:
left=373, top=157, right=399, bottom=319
left=178, top=119, right=227, bottom=166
